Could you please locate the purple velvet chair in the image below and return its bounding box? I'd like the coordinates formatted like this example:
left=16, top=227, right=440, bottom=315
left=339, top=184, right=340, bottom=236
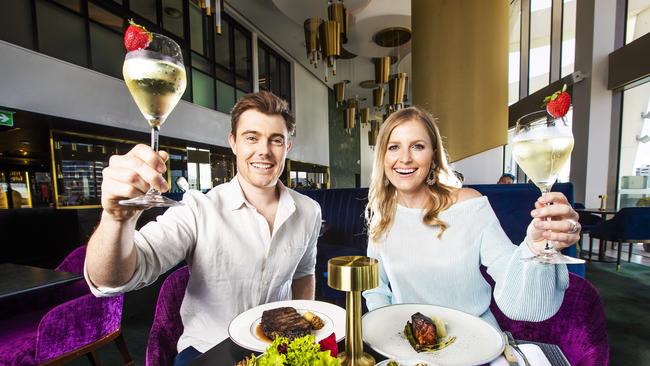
left=146, top=265, right=190, bottom=366
left=0, top=245, right=134, bottom=366
left=490, top=273, right=609, bottom=366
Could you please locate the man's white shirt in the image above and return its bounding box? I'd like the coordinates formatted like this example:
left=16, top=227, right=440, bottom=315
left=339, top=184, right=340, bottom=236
left=84, top=175, right=321, bottom=352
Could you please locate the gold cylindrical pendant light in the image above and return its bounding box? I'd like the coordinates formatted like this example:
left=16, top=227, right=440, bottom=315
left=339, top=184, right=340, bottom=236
left=334, top=80, right=349, bottom=108
left=373, top=87, right=385, bottom=111
left=319, top=20, right=341, bottom=81
left=328, top=2, right=349, bottom=44
left=304, top=17, right=323, bottom=67
left=345, top=106, right=356, bottom=134
left=359, top=107, right=370, bottom=126
left=368, top=120, right=380, bottom=148
left=389, top=73, right=408, bottom=109
left=374, top=57, right=391, bottom=84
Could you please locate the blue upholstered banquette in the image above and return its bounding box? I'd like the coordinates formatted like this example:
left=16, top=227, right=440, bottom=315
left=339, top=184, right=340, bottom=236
left=301, top=183, right=584, bottom=301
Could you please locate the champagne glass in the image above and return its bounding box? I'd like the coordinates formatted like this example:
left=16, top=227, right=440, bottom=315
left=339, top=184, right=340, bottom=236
left=120, top=32, right=187, bottom=208
left=512, top=110, right=585, bottom=264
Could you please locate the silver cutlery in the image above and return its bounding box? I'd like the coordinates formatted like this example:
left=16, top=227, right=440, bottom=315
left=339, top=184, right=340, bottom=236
left=502, top=333, right=519, bottom=366
left=505, top=331, right=531, bottom=366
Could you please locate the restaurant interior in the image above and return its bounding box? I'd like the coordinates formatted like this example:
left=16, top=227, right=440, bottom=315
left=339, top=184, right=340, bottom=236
left=1, top=0, right=649, bottom=365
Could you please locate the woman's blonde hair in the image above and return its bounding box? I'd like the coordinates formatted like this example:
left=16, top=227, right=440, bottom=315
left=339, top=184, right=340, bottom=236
left=365, top=106, right=461, bottom=243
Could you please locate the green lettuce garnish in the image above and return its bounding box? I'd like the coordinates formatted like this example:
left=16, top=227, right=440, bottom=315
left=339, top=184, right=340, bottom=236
left=253, top=335, right=340, bottom=366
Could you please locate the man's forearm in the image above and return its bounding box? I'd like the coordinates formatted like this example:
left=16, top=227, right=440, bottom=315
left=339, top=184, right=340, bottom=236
left=291, top=275, right=315, bottom=300
left=86, top=211, right=140, bottom=288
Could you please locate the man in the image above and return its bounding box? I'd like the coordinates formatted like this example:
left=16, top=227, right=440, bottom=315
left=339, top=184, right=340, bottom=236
left=85, top=91, right=321, bottom=365
left=497, top=173, right=515, bottom=184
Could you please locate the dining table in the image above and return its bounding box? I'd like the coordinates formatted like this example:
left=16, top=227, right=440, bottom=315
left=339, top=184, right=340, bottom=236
left=0, top=263, right=83, bottom=300
left=189, top=337, right=570, bottom=366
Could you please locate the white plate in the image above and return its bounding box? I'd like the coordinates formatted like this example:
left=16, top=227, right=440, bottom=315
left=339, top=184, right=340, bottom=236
left=363, top=304, right=505, bottom=366
left=228, top=300, right=346, bottom=352
left=376, top=359, right=437, bottom=366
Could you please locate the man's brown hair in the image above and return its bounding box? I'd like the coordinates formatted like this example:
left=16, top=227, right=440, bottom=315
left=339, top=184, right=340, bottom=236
left=230, top=91, right=295, bottom=137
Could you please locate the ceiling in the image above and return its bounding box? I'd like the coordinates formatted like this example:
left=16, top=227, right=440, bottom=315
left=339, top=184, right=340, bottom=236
left=228, top=0, right=412, bottom=114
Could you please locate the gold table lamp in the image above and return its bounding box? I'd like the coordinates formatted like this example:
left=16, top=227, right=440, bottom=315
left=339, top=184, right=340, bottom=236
left=328, top=256, right=379, bottom=366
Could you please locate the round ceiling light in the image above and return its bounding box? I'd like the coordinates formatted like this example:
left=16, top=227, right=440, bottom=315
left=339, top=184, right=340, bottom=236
left=359, top=80, right=378, bottom=89
left=373, top=27, right=411, bottom=48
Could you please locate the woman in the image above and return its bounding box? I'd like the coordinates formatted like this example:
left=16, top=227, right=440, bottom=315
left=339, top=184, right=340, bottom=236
left=362, top=106, right=581, bottom=327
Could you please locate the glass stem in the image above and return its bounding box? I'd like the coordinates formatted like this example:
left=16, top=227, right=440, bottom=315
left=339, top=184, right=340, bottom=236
left=541, top=188, right=554, bottom=252
left=149, top=125, right=161, bottom=195
left=151, top=125, right=160, bottom=152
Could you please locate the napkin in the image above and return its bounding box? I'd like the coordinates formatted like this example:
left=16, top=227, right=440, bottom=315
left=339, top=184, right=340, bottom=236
left=490, top=343, right=551, bottom=366
left=318, top=332, right=338, bottom=357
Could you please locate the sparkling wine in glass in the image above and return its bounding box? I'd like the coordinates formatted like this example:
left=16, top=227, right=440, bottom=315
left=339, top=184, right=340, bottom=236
left=120, top=32, right=187, bottom=208
left=512, top=110, right=585, bottom=264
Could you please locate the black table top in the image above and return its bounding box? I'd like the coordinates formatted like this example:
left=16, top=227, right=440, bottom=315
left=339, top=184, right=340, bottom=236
left=191, top=337, right=570, bottom=366
left=0, top=263, right=83, bottom=300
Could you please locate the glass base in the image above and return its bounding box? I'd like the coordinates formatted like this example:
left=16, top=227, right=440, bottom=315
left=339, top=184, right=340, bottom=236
left=118, top=192, right=182, bottom=209
left=522, top=250, right=586, bottom=264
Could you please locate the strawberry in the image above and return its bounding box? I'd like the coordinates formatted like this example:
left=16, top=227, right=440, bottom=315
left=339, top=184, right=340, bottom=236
left=124, top=19, right=152, bottom=51
left=543, top=84, right=571, bottom=118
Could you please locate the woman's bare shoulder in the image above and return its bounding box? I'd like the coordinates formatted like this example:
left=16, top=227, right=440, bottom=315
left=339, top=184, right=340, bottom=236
left=455, top=187, right=482, bottom=203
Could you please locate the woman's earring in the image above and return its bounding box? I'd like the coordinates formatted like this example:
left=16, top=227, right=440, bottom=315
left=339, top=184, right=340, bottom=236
left=426, top=165, right=436, bottom=186
left=384, top=176, right=390, bottom=186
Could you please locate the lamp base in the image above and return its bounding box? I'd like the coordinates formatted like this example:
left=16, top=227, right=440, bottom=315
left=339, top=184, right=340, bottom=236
left=337, top=352, right=375, bottom=366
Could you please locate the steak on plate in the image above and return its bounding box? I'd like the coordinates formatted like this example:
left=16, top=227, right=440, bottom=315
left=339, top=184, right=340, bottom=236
left=411, top=312, right=437, bottom=345
left=261, top=307, right=311, bottom=340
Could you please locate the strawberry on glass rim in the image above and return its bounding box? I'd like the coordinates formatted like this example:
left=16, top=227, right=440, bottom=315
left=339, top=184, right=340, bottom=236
left=124, top=19, right=152, bottom=51
left=543, top=84, right=571, bottom=119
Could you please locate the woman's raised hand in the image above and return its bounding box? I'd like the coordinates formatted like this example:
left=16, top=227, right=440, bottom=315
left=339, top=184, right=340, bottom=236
left=526, top=192, right=581, bottom=254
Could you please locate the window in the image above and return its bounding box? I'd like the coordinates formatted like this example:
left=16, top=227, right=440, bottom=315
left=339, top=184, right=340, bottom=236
left=192, top=69, right=215, bottom=109
left=214, top=20, right=231, bottom=69
left=216, top=80, right=235, bottom=113
left=130, top=0, right=157, bottom=24
left=258, top=46, right=269, bottom=91
left=162, top=0, right=184, bottom=38
left=36, top=0, right=88, bottom=67
left=508, top=0, right=521, bottom=105
left=561, top=0, right=576, bottom=77
left=626, top=0, right=650, bottom=44
left=0, top=1, right=34, bottom=50
left=89, top=23, right=124, bottom=79
left=528, top=0, right=552, bottom=94
left=617, top=83, right=650, bottom=208
left=187, top=147, right=212, bottom=191
left=189, top=1, right=205, bottom=55
left=257, top=40, right=292, bottom=107
left=233, top=26, right=251, bottom=91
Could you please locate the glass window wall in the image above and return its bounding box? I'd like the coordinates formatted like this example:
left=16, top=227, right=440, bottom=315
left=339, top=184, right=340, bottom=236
left=618, top=83, right=650, bottom=208
left=626, top=0, right=650, bottom=44
left=561, top=0, right=576, bottom=78
left=528, top=0, right=552, bottom=94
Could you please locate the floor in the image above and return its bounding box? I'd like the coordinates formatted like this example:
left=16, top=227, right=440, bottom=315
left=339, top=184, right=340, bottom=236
left=67, top=240, right=650, bottom=366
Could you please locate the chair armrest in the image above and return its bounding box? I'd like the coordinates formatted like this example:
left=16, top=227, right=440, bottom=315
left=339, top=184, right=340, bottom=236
left=35, top=293, right=124, bottom=363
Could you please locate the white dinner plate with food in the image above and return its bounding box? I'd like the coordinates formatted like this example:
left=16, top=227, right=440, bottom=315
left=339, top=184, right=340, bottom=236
left=362, top=304, right=505, bottom=366
left=228, top=300, right=346, bottom=352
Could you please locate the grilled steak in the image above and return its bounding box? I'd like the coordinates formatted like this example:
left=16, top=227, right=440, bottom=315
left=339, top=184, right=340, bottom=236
left=261, top=307, right=311, bottom=340
left=411, top=312, right=437, bottom=345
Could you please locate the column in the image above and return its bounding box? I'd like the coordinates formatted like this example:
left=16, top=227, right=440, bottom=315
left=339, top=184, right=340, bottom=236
left=411, top=0, right=509, bottom=162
